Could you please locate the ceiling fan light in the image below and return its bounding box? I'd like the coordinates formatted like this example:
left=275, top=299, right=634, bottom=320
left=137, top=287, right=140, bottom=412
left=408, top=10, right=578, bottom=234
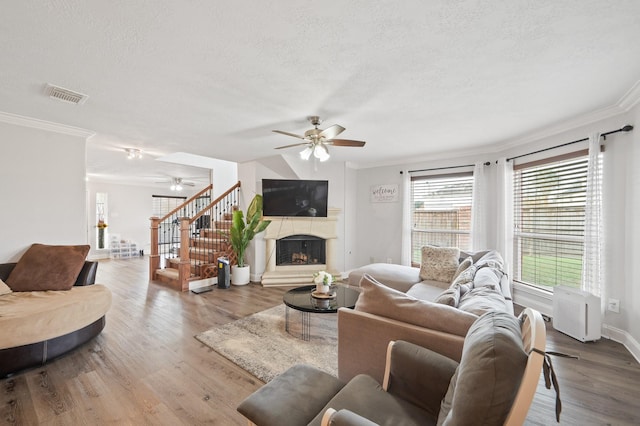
left=170, top=184, right=176, bottom=191
left=125, top=148, right=142, bottom=159
left=315, top=144, right=330, bottom=162
left=300, top=146, right=313, bottom=160
left=176, top=184, right=183, bottom=191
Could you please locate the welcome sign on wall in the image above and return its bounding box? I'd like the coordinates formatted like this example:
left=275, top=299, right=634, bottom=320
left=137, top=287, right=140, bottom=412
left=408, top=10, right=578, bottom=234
left=370, top=184, right=399, bottom=203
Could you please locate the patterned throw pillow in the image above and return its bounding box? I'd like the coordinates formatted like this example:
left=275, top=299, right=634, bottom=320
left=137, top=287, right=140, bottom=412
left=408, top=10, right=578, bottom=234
left=419, top=246, right=460, bottom=283
left=452, top=256, right=473, bottom=281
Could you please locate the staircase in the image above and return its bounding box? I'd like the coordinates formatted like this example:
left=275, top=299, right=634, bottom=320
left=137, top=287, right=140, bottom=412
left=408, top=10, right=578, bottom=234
left=150, top=182, right=241, bottom=291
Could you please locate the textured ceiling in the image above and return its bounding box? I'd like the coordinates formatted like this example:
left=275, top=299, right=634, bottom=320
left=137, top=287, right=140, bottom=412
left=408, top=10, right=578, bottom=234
left=1, top=1, right=639, bottom=186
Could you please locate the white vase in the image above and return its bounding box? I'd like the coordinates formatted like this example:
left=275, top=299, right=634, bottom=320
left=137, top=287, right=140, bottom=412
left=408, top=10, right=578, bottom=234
left=316, top=283, right=330, bottom=294
left=231, top=265, right=251, bottom=285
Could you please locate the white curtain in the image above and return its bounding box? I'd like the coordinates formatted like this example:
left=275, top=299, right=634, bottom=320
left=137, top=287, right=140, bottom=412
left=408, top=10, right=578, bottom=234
left=582, top=133, right=604, bottom=305
left=496, top=158, right=513, bottom=276
left=400, top=170, right=412, bottom=266
left=471, top=162, right=488, bottom=250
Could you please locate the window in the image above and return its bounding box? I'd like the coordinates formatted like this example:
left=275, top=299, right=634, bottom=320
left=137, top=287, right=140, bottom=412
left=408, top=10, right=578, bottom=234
left=96, top=192, right=108, bottom=249
left=512, top=152, right=591, bottom=290
left=152, top=195, right=187, bottom=217
left=410, top=173, right=473, bottom=265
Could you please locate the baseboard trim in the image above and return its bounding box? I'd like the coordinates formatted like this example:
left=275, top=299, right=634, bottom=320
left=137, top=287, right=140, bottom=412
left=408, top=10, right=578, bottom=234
left=602, top=324, right=640, bottom=364
left=514, top=284, right=640, bottom=364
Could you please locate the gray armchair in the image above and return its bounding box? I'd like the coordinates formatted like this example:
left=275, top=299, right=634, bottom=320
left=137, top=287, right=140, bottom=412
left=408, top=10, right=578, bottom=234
left=238, top=308, right=548, bottom=426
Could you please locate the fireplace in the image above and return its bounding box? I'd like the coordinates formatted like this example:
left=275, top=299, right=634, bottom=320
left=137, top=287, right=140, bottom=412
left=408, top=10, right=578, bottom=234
left=261, top=208, right=340, bottom=286
left=276, top=235, right=326, bottom=266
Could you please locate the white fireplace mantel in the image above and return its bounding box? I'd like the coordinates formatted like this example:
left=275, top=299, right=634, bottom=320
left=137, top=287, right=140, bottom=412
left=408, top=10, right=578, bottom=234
left=261, top=208, right=340, bottom=286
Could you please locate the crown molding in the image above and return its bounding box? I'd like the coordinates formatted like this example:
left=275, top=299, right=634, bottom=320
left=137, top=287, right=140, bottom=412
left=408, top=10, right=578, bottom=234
left=618, top=80, right=640, bottom=111
left=0, top=111, right=95, bottom=138
left=496, top=104, right=626, bottom=152
left=355, top=80, right=640, bottom=170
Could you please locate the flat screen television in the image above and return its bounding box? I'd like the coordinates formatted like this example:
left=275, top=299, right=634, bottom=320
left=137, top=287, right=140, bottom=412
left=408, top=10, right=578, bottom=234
left=262, top=179, right=328, bottom=217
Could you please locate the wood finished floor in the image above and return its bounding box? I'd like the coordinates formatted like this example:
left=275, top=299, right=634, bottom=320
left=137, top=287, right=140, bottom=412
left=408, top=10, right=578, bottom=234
left=2, top=258, right=639, bottom=425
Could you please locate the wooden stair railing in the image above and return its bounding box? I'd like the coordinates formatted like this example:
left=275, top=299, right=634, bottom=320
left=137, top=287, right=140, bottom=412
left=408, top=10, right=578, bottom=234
left=150, top=181, right=241, bottom=291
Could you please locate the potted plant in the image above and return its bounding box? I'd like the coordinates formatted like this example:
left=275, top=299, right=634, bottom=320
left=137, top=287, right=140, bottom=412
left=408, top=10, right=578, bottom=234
left=229, top=194, right=271, bottom=285
left=313, top=270, right=334, bottom=294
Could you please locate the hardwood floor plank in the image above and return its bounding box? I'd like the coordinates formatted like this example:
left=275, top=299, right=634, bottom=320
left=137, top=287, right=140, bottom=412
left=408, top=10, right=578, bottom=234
left=1, top=258, right=639, bottom=425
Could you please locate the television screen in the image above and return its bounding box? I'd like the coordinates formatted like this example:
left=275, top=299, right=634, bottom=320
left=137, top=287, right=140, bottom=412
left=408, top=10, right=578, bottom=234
left=262, top=179, right=328, bottom=217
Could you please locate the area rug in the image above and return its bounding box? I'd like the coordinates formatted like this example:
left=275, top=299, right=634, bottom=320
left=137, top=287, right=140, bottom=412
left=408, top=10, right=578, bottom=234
left=195, top=304, right=337, bottom=382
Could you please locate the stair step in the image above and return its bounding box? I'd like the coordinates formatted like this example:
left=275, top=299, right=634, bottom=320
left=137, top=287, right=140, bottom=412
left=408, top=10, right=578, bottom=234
left=200, top=228, right=230, bottom=238
left=156, top=268, right=179, bottom=279
left=191, top=236, right=228, bottom=246
left=214, top=220, right=232, bottom=230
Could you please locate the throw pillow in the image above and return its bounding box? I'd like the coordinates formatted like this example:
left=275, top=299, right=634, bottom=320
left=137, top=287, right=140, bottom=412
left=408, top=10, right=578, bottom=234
left=355, top=274, right=477, bottom=337
left=437, top=311, right=527, bottom=425
left=6, top=244, right=90, bottom=292
left=434, top=287, right=459, bottom=307
left=419, top=246, right=460, bottom=283
left=0, top=278, right=12, bottom=295
left=435, top=259, right=475, bottom=307
left=451, top=256, right=473, bottom=282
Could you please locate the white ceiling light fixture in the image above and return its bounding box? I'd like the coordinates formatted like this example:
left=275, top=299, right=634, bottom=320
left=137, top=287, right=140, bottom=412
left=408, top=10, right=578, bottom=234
left=299, top=145, right=313, bottom=160
left=170, top=177, right=184, bottom=191
left=313, top=143, right=330, bottom=162
left=125, top=148, right=142, bottom=159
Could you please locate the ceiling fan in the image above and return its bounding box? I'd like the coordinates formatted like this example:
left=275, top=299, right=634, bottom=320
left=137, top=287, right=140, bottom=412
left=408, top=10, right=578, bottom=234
left=154, top=177, right=196, bottom=191
left=273, top=116, right=366, bottom=161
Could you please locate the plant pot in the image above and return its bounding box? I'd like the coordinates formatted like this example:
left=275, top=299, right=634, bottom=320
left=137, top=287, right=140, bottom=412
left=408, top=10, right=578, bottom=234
left=316, top=284, right=330, bottom=294
left=231, top=265, right=251, bottom=286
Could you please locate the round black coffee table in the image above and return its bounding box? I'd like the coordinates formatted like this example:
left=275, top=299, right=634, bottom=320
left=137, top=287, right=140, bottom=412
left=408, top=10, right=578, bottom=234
left=283, top=284, right=360, bottom=341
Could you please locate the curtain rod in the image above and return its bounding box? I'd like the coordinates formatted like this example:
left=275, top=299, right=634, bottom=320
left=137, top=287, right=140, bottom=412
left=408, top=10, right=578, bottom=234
left=404, top=162, right=490, bottom=174
left=507, top=124, right=633, bottom=162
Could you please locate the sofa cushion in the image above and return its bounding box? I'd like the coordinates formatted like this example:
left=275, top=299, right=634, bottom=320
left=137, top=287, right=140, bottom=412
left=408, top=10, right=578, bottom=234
left=348, top=263, right=421, bottom=293
left=419, top=246, right=460, bottom=283
left=437, top=311, right=527, bottom=425
left=355, top=274, right=478, bottom=337
left=458, top=250, right=490, bottom=264
left=457, top=287, right=509, bottom=316
left=6, top=244, right=90, bottom=292
left=407, top=281, right=449, bottom=302
left=0, top=278, right=12, bottom=296
left=0, top=284, right=112, bottom=349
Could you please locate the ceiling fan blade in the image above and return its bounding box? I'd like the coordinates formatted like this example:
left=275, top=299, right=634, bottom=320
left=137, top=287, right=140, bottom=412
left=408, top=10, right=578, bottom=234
left=273, top=130, right=306, bottom=139
left=326, top=139, right=366, bottom=147
left=319, top=124, right=345, bottom=140
left=275, top=142, right=310, bottom=150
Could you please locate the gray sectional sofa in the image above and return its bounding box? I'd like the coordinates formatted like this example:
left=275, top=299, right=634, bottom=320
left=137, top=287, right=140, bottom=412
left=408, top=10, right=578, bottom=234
left=339, top=249, right=512, bottom=382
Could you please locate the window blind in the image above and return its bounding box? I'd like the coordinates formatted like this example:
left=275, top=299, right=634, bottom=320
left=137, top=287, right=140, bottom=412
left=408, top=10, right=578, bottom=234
left=410, top=173, right=473, bottom=264
left=513, top=154, right=588, bottom=289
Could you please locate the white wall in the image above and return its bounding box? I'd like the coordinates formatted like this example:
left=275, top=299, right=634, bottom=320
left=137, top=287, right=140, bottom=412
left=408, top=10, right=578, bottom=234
left=86, top=181, right=199, bottom=259
left=211, top=159, right=238, bottom=199
left=0, top=121, right=87, bottom=262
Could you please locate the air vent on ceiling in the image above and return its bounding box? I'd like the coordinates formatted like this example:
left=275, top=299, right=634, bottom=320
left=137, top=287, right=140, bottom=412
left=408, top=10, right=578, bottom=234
left=44, top=83, right=89, bottom=105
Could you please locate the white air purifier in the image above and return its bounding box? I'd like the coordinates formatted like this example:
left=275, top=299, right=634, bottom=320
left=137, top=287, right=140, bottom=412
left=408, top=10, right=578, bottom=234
left=552, top=285, right=601, bottom=342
